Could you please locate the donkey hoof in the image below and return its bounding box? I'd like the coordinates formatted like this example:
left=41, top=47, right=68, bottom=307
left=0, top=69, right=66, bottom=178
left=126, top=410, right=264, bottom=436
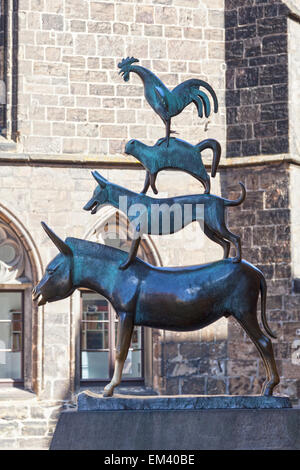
left=103, top=388, right=114, bottom=397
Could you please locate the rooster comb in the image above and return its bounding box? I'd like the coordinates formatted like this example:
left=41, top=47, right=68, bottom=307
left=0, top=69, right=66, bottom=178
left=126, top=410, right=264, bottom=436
left=118, top=57, right=139, bottom=69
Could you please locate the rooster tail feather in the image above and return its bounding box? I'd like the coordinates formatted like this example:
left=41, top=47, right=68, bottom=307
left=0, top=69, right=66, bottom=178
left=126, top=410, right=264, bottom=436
left=196, top=91, right=211, bottom=118
left=196, top=139, right=221, bottom=178
left=197, top=80, right=218, bottom=114
left=172, top=79, right=218, bottom=114
left=193, top=96, right=203, bottom=118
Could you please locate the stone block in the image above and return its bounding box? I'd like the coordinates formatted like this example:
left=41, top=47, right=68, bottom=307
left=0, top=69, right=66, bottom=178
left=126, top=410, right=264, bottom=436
left=42, top=14, right=64, bottom=31
left=116, top=4, right=134, bottom=23
left=155, top=6, right=178, bottom=25
left=50, top=406, right=299, bottom=450
left=90, top=2, right=114, bottom=22
left=75, top=34, right=96, bottom=56
left=135, top=6, right=154, bottom=24
left=168, top=40, right=203, bottom=60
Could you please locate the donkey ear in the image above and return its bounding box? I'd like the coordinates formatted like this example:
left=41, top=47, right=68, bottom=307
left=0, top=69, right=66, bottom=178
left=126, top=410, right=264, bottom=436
left=92, top=171, right=107, bottom=189
left=41, top=222, right=73, bottom=256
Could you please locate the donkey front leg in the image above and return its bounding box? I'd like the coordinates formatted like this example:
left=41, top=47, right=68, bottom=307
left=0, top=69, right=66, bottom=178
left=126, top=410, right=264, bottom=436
left=103, top=312, right=134, bottom=397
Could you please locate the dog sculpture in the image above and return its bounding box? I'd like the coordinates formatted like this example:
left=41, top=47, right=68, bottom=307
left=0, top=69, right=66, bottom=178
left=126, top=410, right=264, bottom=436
left=83, top=171, right=246, bottom=269
left=32, top=222, right=279, bottom=398
left=124, top=137, right=221, bottom=195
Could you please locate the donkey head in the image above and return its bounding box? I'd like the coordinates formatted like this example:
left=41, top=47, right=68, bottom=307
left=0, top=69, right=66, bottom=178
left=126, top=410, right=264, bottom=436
left=83, top=171, right=108, bottom=215
left=32, top=222, right=75, bottom=306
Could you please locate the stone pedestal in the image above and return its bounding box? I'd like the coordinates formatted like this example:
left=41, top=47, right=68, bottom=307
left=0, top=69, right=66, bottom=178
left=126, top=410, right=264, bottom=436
left=50, top=393, right=300, bottom=450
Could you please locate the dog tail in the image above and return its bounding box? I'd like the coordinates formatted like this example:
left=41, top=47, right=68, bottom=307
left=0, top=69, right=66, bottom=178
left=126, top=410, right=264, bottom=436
left=223, top=182, right=246, bottom=207
left=196, top=139, right=221, bottom=178
left=259, top=272, right=277, bottom=339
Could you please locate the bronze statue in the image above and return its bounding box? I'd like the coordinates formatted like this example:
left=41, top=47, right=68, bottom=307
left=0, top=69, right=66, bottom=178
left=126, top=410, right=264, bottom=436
left=118, top=57, right=218, bottom=145
left=83, top=171, right=245, bottom=269
left=33, top=223, right=279, bottom=398
left=32, top=57, right=283, bottom=403
left=124, top=137, right=221, bottom=195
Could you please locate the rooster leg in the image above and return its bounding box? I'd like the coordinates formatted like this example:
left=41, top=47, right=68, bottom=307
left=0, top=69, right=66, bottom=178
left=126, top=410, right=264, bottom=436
left=165, top=119, right=171, bottom=146
left=156, top=119, right=171, bottom=146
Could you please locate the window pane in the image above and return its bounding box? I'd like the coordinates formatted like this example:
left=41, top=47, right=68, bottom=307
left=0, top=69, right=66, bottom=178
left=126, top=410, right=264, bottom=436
left=81, top=351, right=109, bottom=379
left=81, top=322, right=109, bottom=350
left=122, top=350, right=142, bottom=378
left=0, top=291, right=22, bottom=380
left=82, top=293, right=108, bottom=321
left=81, top=291, right=144, bottom=381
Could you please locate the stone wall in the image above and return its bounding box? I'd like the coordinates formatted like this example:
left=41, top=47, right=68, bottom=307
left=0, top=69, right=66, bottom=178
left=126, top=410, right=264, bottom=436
left=0, top=0, right=6, bottom=132
left=157, top=162, right=300, bottom=402
left=221, top=163, right=300, bottom=400
left=289, top=15, right=300, bottom=158
left=0, top=396, right=65, bottom=450
left=225, top=0, right=289, bottom=157
left=16, top=0, right=225, bottom=155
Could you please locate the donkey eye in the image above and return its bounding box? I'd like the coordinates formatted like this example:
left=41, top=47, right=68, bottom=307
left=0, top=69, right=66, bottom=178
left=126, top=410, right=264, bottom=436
left=47, top=265, right=58, bottom=275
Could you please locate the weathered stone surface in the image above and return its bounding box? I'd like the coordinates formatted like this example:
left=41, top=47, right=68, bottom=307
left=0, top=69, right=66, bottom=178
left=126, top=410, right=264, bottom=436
left=225, top=1, right=289, bottom=157
left=50, top=408, right=300, bottom=450
left=77, top=391, right=292, bottom=411
left=11, top=0, right=225, bottom=154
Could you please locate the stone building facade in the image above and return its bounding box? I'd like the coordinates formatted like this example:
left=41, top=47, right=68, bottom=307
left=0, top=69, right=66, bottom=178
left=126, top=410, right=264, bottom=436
left=0, top=0, right=299, bottom=449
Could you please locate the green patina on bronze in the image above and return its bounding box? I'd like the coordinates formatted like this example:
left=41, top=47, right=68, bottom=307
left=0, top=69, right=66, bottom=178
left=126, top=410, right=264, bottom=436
left=118, top=57, right=218, bottom=145
left=124, top=137, right=221, bottom=194
left=33, top=223, right=279, bottom=398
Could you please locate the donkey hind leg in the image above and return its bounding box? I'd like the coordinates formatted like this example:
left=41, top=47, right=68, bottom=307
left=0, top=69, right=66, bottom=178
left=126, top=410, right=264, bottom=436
left=203, top=224, right=230, bottom=259
left=103, top=313, right=134, bottom=397
left=235, top=312, right=280, bottom=396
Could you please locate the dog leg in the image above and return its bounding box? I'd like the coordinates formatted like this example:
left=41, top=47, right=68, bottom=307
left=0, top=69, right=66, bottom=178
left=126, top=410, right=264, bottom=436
left=119, top=236, right=141, bottom=270
left=203, top=225, right=230, bottom=259
left=213, top=225, right=241, bottom=263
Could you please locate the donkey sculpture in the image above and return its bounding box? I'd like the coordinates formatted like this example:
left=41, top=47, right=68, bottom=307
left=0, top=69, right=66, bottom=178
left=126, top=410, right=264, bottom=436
left=33, top=222, right=280, bottom=398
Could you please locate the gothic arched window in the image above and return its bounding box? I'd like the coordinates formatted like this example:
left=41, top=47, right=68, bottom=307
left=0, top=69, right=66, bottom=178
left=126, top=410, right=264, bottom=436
left=0, top=216, right=36, bottom=386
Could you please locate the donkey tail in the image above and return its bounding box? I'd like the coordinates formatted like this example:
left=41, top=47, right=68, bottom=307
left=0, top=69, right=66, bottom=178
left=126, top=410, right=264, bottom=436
left=196, top=139, right=221, bottom=178
left=259, top=273, right=277, bottom=339
left=223, top=182, right=246, bottom=207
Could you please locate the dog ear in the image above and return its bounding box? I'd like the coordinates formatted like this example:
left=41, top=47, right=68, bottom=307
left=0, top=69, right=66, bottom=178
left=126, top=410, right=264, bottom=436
left=92, top=171, right=107, bottom=189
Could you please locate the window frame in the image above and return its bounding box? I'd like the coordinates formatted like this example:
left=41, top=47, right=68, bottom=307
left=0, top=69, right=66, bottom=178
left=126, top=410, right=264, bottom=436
left=79, top=289, right=145, bottom=386
left=0, top=288, right=24, bottom=386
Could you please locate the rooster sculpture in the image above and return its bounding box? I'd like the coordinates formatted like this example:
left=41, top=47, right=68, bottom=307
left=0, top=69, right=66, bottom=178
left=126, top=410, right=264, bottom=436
left=118, top=57, right=218, bottom=145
